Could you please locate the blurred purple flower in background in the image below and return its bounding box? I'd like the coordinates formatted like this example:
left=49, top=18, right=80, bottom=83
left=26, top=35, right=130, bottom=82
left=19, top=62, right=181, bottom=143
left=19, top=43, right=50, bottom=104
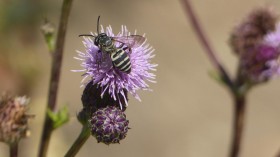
left=262, top=23, right=280, bottom=78
left=74, top=26, right=157, bottom=107
left=229, top=7, right=280, bottom=83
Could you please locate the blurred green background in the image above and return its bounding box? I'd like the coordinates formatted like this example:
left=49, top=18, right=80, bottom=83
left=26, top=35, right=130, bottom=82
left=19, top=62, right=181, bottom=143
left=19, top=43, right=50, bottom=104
left=1, top=0, right=280, bottom=157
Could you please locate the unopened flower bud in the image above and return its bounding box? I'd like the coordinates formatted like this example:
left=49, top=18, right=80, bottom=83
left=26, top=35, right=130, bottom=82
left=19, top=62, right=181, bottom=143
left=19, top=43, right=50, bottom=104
left=81, top=81, right=127, bottom=115
left=90, top=106, right=129, bottom=145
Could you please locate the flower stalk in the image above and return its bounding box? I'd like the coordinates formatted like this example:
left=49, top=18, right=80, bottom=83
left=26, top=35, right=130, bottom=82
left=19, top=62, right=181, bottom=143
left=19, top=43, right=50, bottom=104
left=180, top=0, right=235, bottom=91
left=64, top=125, right=91, bottom=157
left=180, top=0, right=249, bottom=157
left=38, top=0, right=73, bottom=156
left=276, top=149, right=280, bottom=157
left=9, top=143, right=18, bottom=157
left=230, top=95, right=246, bottom=157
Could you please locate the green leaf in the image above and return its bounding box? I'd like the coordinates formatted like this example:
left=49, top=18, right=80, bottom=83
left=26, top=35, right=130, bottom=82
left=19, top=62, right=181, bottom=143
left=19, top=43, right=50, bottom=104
left=47, top=106, right=70, bottom=130
left=208, top=70, right=225, bottom=85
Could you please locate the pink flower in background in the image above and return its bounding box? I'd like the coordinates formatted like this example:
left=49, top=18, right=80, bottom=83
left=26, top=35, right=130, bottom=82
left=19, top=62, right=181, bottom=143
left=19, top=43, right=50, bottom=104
left=229, top=7, right=280, bottom=83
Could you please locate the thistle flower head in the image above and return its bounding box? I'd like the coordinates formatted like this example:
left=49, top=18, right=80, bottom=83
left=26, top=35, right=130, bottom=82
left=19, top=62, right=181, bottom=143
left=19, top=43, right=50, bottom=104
left=74, top=26, right=157, bottom=107
left=0, top=93, right=33, bottom=145
left=90, top=106, right=129, bottom=145
left=229, top=7, right=280, bottom=83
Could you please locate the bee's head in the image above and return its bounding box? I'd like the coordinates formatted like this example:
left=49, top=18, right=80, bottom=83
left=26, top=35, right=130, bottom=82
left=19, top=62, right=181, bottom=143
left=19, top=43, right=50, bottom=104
left=95, top=33, right=112, bottom=47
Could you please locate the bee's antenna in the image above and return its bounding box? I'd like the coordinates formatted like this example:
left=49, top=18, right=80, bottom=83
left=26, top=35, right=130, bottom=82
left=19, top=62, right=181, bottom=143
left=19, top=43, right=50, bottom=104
left=78, top=34, right=95, bottom=37
left=97, top=16, right=101, bottom=34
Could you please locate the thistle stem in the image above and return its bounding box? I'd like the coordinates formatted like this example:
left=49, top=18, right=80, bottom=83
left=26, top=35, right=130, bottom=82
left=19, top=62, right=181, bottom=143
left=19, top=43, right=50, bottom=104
left=180, top=0, right=235, bottom=90
left=9, top=143, right=18, bottom=157
left=180, top=1, right=247, bottom=157
left=276, top=149, right=280, bottom=157
left=230, top=95, right=246, bottom=157
left=38, top=0, right=73, bottom=156
left=64, top=125, right=91, bottom=157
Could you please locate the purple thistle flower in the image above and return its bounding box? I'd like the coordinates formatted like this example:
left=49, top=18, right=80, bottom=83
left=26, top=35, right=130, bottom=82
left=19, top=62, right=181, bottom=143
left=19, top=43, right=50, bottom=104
left=73, top=26, right=157, bottom=107
left=240, top=43, right=280, bottom=82
left=229, top=7, right=280, bottom=83
left=264, top=23, right=280, bottom=47
left=261, top=23, right=280, bottom=78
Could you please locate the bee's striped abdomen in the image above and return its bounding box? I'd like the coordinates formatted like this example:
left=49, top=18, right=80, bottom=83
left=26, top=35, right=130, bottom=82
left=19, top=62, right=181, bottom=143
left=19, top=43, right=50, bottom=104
left=111, top=49, right=131, bottom=73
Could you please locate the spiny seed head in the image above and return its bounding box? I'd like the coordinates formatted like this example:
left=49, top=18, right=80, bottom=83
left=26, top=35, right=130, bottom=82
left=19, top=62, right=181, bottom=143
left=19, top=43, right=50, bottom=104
left=0, top=93, right=33, bottom=145
left=90, top=106, right=129, bottom=145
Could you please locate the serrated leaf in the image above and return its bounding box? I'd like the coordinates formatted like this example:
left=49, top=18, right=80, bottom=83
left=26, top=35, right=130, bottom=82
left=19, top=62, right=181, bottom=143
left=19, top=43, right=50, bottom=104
left=47, top=106, right=69, bottom=130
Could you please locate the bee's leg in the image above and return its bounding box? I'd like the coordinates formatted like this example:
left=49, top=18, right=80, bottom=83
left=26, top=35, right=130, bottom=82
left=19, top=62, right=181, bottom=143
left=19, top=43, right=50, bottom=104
left=122, top=47, right=127, bottom=51
left=96, top=50, right=102, bottom=72
left=122, top=46, right=132, bottom=54
left=128, top=48, right=132, bottom=54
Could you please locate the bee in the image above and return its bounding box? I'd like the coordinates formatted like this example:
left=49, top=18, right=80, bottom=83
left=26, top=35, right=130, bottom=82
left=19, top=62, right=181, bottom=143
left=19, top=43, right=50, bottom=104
left=79, top=16, right=146, bottom=74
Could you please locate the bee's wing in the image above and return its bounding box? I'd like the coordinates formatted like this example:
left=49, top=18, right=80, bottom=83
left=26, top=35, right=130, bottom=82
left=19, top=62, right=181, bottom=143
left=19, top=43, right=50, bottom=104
left=112, top=35, right=146, bottom=49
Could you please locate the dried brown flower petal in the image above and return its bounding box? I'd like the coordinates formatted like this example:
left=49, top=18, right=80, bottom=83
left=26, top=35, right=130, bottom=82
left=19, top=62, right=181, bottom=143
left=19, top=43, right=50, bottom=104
left=0, top=93, right=33, bottom=144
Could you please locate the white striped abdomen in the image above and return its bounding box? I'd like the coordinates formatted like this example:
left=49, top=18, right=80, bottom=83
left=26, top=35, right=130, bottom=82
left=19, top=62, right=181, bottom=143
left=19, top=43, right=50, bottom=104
left=111, top=49, right=131, bottom=74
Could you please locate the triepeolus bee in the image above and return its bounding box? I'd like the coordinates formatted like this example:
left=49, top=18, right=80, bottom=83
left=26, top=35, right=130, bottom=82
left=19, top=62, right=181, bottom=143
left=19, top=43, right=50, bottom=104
left=79, top=16, right=146, bottom=74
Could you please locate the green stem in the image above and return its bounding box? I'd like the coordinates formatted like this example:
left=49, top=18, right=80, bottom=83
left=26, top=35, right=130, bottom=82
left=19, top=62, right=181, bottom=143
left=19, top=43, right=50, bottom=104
left=229, top=95, right=246, bottom=157
left=9, top=143, right=18, bottom=157
left=64, top=125, right=91, bottom=157
left=38, top=0, right=73, bottom=156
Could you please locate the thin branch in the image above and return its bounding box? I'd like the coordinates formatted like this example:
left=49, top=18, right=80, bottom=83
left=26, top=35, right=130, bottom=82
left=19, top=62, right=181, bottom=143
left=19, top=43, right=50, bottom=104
left=38, top=0, right=74, bottom=156
left=180, top=1, right=247, bottom=157
left=180, top=0, right=235, bottom=91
